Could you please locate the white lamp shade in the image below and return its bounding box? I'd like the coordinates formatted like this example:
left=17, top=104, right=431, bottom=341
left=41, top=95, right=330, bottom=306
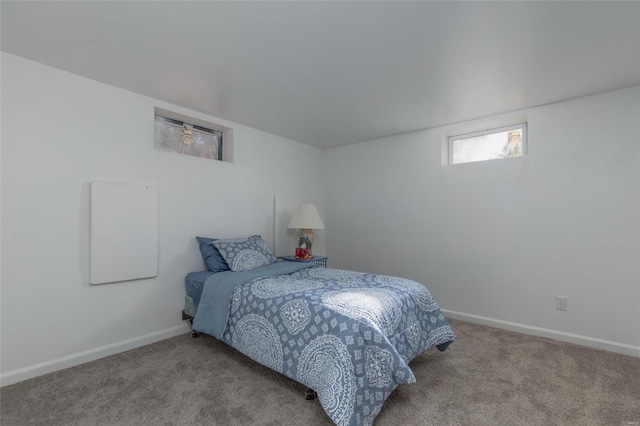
left=288, top=203, right=325, bottom=229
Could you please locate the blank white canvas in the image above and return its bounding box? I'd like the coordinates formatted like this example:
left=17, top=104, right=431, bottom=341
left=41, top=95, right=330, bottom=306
left=90, top=181, right=158, bottom=285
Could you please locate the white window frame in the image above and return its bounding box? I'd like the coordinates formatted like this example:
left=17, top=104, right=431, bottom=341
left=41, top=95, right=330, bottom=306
left=154, top=107, right=234, bottom=163
left=448, top=122, right=528, bottom=165
left=155, top=115, right=224, bottom=161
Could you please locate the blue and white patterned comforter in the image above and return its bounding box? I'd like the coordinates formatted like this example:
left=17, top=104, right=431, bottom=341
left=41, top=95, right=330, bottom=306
left=197, top=265, right=455, bottom=426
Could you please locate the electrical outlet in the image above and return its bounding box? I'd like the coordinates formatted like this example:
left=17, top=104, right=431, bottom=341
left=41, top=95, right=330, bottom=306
left=556, top=296, right=567, bottom=311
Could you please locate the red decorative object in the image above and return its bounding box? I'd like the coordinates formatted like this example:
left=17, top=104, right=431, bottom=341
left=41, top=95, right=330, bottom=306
left=295, top=247, right=311, bottom=260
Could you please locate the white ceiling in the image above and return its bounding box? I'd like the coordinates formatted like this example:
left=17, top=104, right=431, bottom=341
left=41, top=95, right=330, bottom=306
left=2, top=1, right=639, bottom=149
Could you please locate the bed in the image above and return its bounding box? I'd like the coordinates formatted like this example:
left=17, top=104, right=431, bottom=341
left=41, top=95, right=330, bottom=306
left=185, top=235, right=455, bottom=426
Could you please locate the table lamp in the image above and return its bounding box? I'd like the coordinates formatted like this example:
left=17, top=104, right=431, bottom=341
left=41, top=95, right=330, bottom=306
left=288, top=203, right=324, bottom=258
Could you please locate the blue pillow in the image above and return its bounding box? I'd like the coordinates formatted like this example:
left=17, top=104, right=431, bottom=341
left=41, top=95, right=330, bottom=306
left=213, top=235, right=277, bottom=272
left=196, top=236, right=230, bottom=272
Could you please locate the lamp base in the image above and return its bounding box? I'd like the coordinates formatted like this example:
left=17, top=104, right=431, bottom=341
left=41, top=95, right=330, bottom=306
left=297, top=229, right=314, bottom=258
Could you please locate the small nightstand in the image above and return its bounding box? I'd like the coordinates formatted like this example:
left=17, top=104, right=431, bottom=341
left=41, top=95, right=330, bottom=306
left=281, top=255, right=328, bottom=267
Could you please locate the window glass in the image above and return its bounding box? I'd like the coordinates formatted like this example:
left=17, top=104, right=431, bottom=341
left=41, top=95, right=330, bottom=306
left=449, top=123, right=526, bottom=165
left=154, top=116, right=223, bottom=161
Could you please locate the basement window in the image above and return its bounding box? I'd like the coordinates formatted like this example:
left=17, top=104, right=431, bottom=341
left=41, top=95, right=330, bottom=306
left=448, top=122, right=527, bottom=165
left=154, top=115, right=223, bottom=161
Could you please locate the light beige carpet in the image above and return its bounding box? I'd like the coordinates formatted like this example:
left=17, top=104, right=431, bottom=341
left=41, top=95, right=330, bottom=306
left=1, top=319, right=639, bottom=425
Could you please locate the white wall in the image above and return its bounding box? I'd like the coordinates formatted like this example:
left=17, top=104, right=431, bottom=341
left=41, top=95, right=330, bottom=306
left=0, top=53, right=325, bottom=384
left=324, top=86, right=640, bottom=356
left=1, top=52, right=637, bottom=388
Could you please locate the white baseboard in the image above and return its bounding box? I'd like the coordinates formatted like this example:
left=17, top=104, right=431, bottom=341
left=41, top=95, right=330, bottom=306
left=441, top=309, right=640, bottom=358
left=0, top=323, right=191, bottom=387
left=3, top=312, right=637, bottom=387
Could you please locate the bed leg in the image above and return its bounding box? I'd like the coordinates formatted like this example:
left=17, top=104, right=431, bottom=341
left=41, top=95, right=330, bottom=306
left=183, top=310, right=199, bottom=338
left=304, top=389, right=317, bottom=400
left=436, top=342, right=451, bottom=352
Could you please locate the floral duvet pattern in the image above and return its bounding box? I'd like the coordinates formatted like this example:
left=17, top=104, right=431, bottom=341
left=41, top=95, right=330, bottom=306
left=219, top=267, right=455, bottom=426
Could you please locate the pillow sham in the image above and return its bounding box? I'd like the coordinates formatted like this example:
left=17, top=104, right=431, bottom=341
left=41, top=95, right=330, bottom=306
left=196, top=236, right=230, bottom=272
left=213, top=235, right=277, bottom=272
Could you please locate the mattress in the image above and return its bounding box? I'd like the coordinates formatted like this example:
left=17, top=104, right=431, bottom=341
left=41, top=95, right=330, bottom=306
left=185, top=270, right=216, bottom=309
